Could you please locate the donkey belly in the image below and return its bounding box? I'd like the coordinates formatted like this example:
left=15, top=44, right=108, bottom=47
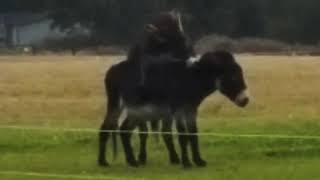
left=125, top=103, right=170, bottom=120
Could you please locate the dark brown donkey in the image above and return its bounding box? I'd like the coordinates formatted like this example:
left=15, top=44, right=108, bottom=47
left=100, top=51, right=250, bottom=168
left=98, top=11, right=195, bottom=167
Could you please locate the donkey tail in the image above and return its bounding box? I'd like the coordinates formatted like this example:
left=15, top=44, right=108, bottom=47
left=104, top=64, right=123, bottom=161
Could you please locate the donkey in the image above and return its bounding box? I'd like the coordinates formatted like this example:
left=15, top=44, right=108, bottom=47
left=98, top=11, right=194, bottom=167
left=99, top=51, right=250, bottom=168
left=128, top=10, right=194, bottom=134
left=128, top=10, right=195, bottom=85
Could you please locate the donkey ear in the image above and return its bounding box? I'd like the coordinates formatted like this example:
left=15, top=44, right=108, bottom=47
left=145, top=24, right=167, bottom=43
left=166, top=10, right=184, bottom=33
left=145, top=24, right=159, bottom=33
left=169, top=9, right=177, bottom=17
left=170, top=9, right=179, bottom=17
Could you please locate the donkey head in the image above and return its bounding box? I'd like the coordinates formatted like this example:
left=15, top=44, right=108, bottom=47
left=198, top=51, right=250, bottom=107
left=144, top=10, right=194, bottom=59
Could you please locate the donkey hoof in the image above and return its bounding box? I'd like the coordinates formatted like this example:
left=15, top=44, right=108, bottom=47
left=194, top=158, right=207, bottom=167
left=138, top=155, right=147, bottom=165
left=170, top=156, right=180, bottom=165
left=98, top=160, right=109, bottom=167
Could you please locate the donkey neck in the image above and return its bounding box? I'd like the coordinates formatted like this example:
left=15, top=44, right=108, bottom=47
left=190, top=68, right=219, bottom=105
left=169, top=62, right=219, bottom=106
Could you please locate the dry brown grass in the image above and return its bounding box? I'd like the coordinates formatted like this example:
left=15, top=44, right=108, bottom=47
left=0, top=55, right=319, bottom=128
left=202, top=55, right=320, bottom=117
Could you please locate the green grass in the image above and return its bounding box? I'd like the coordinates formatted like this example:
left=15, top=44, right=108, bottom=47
left=1, top=125, right=320, bottom=180
left=1, top=55, right=320, bottom=179
left=2, top=115, right=320, bottom=180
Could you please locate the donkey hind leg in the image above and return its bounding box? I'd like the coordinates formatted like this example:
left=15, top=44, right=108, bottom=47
left=138, top=122, right=148, bottom=165
left=185, top=109, right=206, bottom=167
left=175, top=113, right=192, bottom=168
left=162, top=116, right=180, bottom=164
left=120, top=117, right=139, bottom=167
left=98, top=106, right=121, bottom=166
left=98, top=107, right=121, bottom=166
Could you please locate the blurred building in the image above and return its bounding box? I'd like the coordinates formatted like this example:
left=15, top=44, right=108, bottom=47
left=0, top=13, right=89, bottom=48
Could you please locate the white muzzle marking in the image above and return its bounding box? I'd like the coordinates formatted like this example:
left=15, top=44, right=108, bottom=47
left=187, top=55, right=201, bottom=67
left=235, top=89, right=250, bottom=104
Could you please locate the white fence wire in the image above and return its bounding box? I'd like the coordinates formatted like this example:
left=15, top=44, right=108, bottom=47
left=1, top=125, right=320, bottom=140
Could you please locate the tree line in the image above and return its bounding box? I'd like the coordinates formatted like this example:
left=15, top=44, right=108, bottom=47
left=1, top=0, right=320, bottom=45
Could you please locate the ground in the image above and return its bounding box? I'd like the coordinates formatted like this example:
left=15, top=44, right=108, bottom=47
left=0, top=55, right=320, bottom=180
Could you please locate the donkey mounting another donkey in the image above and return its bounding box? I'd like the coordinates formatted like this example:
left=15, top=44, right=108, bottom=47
left=98, top=11, right=250, bottom=168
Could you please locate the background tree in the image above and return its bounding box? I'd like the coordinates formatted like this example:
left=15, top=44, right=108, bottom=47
left=1, top=0, right=320, bottom=46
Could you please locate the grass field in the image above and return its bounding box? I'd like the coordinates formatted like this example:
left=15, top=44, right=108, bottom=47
left=0, top=55, right=320, bottom=180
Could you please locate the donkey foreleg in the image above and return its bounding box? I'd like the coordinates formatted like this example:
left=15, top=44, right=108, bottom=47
left=185, top=109, right=206, bottom=167
left=138, top=122, right=148, bottom=165
left=162, top=117, right=180, bottom=164
left=120, top=117, right=139, bottom=167
left=175, top=112, right=192, bottom=168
